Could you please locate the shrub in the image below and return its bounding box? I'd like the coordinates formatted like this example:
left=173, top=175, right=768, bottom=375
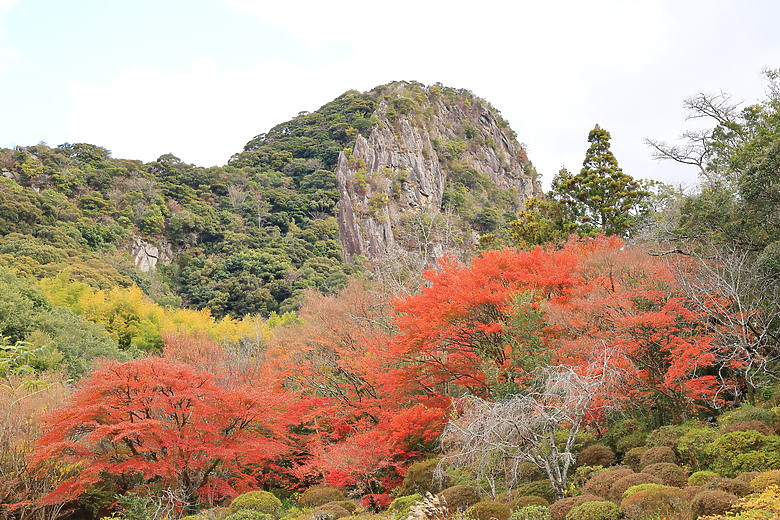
left=690, top=489, right=738, bottom=518
left=230, top=491, right=282, bottom=516
left=676, top=426, right=718, bottom=470
left=645, top=424, right=688, bottom=449
left=608, top=473, right=662, bottom=502
left=312, top=504, right=351, bottom=520
left=621, top=447, right=646, bottom=471
left=601, top=419, right=646, bottom=451
left=298, top=486, right=346, bottom=509
left=641, top=463, right=687, bottom=488
left=731, top=484, right=780, bottom=518
left=583, top=468, right=634, bottom=498
left=388, top=494, right=422, bottom=518
left=750, top=470, right=780, bottom=492
left=618, top=485, right=687, bottom=520
left=719, top=404, right=775, bottom=429
left=614, top=433, right=647, bottom=456
left=225, top=512, right=273, bottom=520
left=402, top=459, right=446, bottom=495
left=437, top=485, right=481, bottom=511
left=327, top=501, right=356, bottom=513
left=703, top=477, right=751, bottom=497
left=564, top=501, right=619, bottom=520
left=577, top=445, right=615, bottom=468
left=735, top=471, right=761, bottom=485
left=639, top=446, right=676, bottom=468
left=510, top=496, right=550, bottom=509
left=510, top=505, right=551, bottom=520
left=621, top=483, right=665, bottom=500
left=721, top=419, right=774, bottom=435
left=689, top=470, right=720, bottom=486
left=515, top=480, right=556, bottom=503
left=465, top=500, right=511, bottom=520
left=708, top=430, right=780, bottom=476
left=548, top=495, right=601, bottom=520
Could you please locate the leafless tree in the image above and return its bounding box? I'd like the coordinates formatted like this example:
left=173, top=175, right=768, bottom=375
left=437, top=348, right=627, bottom=499
left=670, top=247, right=780, bottom=399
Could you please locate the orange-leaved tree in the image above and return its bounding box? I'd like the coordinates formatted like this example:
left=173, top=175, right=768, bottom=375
left=31, top=357, right=292, bottom=506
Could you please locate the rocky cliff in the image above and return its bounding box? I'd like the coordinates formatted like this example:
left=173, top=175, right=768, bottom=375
left=335, top=82, right=539, bottom=261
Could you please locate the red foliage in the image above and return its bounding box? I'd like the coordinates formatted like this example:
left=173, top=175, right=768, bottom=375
left=31, top=357, right=293, bottom=504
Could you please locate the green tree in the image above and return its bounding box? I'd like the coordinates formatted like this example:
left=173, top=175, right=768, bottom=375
left=553, top=125, right=651, bottom=236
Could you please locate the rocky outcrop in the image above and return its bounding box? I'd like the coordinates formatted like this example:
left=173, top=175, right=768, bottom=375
left=336, top=82, right=539, bottom=261
left=131, top=237, right=172, bottom=272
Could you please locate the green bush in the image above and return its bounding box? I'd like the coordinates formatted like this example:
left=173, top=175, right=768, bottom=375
left=437, top=485, right=481, bottom=511
left=621, top=448, right=646, bottom=471
left=708, top=430, right=780, bottom=476
left=583, top=468, right=634, bottom=498
left=614, top=433, right=647, bottom=456
left=515, top=480, right=556, bottom=503
left=621, top=483, right=665, bottom=500
left=641, top=463, right=688, bottom=488
left=690, top=489, right=738, bottom=518
left=645, top=424, right=689, bottom=449
left=676, top=426, right=718, bottom=470
left=564, top=501, right=619, bottom=520
left=510, top=505, right=551, bottom=520
left=719, top=404, right=775, bottom=429
left=576, top=445, right=615, bottom=468
left=601, top=419, right=646, bottom=451
left=225, top=511, right=273, bottom=520
left=298, top=486, right=346, bottom=508
left=688, top=470, right=719, bottom=486
left=608, top=473, right=662, bottom=502
left=465, top=500, right=511, bottom=520
left=549, top=495, right=601, bottom=520
left=638, top=446, right=677, bottom=468
left=229, top=491, right=282, bottom=516
left=402, top=458, right=445, bottom=495
left=387, top=494, right=421, bottom=518
left=618, top=485, right=687, bottom=520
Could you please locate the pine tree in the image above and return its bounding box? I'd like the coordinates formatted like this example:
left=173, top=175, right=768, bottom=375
left=553, top=125, right=651, bottom=236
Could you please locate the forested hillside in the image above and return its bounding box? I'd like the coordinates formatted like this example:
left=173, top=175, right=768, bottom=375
left=3, top=73, right=780, bottom=520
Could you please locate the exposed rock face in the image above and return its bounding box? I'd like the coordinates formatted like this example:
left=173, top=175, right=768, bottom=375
left=336, top=82, right=539, bottom=261
left=131, top=237, right=172, bottom=272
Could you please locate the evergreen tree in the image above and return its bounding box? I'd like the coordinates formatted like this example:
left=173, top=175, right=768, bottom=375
left=553, top=125, right=650, bottom=236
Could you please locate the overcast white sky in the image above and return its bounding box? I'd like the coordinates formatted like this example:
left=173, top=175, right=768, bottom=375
left=0, top=0, right=778, bottom=190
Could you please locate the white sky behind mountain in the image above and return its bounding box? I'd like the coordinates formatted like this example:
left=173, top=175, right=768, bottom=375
left=0, top=0, right=778, bottom=190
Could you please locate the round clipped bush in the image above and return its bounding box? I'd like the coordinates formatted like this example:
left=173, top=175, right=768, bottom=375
left=312, top=504, right=351, bottom=520
left=437, top=485, right=481, bottom=511
left=577, top=444, right=615, bottom=468
left=510, top=496, right=550, bottom=510
left=750, top=469, right=780, bottom=492
left=704, top=477, right=751, bottom=497
left=583, top=468, right=634, bottom=498
left=621, top=483, right=665, bottom=500
left=230, top=491, right=282, bottom=517
left=690, top=489, right=738, bottom=518
left=564, top=500, right=619, bottom=520
left=549, top=495, right=601, bottom=520
left=638, top=446, right=676, bottom=469
left=402, top=458, right=446, bottom=495
left=721, top=420, right=774, bottom=435
left=515, top=480, right=556, bottom=503
left=601, top=419, right=646, bottom=451
left=299, top=486, right=346, bottom=509
left=640, top=463, right=688, bottom=487
left=735, top=471, right=762, bottom=485
left=465, top=500, right=511, bottom=520
left=688, top=470, right=719, bottom=486
left=510, top=505, right=551, bottom=520
left=608, top=472, right=662, bottom=502
left=621, top=447, right=646, bottom=472
left=388, top=494, right=421, bottom=518
left=225, top=511, right=273, bottom=520
left=619, top=485, right=687, bottom=520
left=327, top=501, right=356, bottom=513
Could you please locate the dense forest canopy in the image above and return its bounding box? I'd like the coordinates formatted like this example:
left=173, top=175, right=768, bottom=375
left=3, top=73, right=780, bottom=520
